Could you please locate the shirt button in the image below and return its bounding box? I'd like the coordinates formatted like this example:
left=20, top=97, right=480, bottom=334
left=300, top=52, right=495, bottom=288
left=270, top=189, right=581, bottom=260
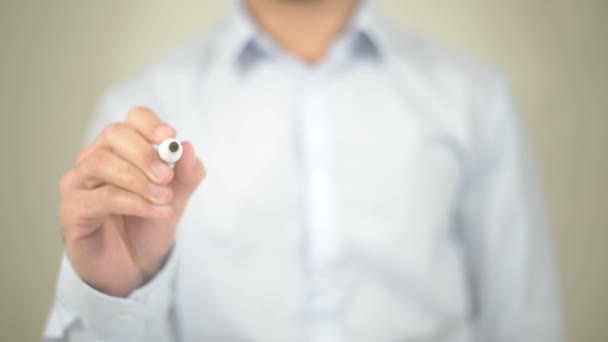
left=116, top=312, right=135, bottom=322
left=311, top=276, right=332, bottom=294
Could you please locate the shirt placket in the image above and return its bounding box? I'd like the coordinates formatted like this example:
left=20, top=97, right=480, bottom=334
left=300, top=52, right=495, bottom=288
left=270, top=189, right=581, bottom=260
left=296, top=67, right=342, bottom=342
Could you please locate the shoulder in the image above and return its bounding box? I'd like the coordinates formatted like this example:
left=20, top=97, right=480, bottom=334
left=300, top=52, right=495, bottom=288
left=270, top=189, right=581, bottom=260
left=380, top=19, right=508, bottom=105
left=378, top=19, right=518, bottom=156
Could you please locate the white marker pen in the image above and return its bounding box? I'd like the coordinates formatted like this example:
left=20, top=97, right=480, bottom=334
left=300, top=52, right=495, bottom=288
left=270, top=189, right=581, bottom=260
left=157, top=138, right=183, bottom=168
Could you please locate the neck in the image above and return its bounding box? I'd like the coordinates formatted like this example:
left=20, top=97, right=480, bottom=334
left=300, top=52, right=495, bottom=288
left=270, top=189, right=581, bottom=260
left=245, top=0, right=358, bottom=64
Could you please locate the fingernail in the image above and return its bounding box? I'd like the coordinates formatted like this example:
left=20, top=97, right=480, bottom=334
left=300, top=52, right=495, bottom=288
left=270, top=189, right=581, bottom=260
left=153, top=125, right=174, bottom=141
left=151, top=204, right=173, bottom=216
left=149, top=184, right=171, bottom=200
left=150, top=160, right=171, bottom=179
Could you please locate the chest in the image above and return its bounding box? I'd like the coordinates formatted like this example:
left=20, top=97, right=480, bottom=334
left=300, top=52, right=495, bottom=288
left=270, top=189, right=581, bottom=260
left=175, top=66, right=466, bottom=260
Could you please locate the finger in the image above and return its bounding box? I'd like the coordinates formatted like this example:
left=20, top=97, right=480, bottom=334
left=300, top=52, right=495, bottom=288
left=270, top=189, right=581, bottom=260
left=125, top=106, right=175, bottom=144
left=75, top=185, right=174, bottom=221
left=171, top=141, right=206, bottom=216
left=72, top=149, right=173, bottom=204
left=76, top=145, right=94, bottom=164
left=97, top=122, right=174, bottom=184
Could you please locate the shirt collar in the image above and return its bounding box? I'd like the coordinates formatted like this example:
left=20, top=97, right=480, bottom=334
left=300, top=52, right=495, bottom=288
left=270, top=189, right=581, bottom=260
left=223, top=0, right=389, bottom=70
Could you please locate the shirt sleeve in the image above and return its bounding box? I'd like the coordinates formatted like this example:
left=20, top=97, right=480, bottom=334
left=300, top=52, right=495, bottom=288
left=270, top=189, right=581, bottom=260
left=458, top=75, right=564, bottom=341
left=43, top=245, right=179, bottom=341
left=44, top=84, right=179, bottom=341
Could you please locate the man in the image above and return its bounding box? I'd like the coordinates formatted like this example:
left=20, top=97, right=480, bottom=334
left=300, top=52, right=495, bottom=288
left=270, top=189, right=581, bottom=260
left=44, top=0, right=563, bottom=341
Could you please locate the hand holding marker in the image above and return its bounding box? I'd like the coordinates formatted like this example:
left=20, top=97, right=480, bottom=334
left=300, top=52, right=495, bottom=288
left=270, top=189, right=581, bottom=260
left=58, top=107, right=205, bottom=297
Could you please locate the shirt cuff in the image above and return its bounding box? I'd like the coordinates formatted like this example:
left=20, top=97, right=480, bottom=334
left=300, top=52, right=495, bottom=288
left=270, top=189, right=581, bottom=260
left=55, top=245, right=178, bottom=339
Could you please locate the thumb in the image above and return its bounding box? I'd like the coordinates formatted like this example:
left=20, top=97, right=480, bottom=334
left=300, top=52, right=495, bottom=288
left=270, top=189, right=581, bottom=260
left=170, top=141, right=206, bottom=216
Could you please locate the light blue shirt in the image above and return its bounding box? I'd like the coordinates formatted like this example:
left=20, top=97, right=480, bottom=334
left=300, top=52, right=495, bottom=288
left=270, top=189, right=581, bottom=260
left=45, top=1, right=562, bottom=341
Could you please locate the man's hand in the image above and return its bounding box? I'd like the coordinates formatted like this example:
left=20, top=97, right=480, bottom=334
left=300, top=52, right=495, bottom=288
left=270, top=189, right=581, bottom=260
left=59, top=107, right=205, bottom=297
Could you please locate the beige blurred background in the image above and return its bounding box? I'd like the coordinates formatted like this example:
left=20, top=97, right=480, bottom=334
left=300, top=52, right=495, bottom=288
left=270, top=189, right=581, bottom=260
left=0, top=0, right=606, bottom=341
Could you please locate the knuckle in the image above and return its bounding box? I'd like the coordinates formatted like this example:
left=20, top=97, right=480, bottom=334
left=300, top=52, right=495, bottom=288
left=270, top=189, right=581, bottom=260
left=59, top=172, right=72, bottom=194
left=101, top=122, right=125, bottom=142
left=194, top=160, right=207, bottom=185
left=197, top=167, right=206, bottom=185
left=76, top=145, right=93, bottom=162
left=123, top=171, right=144, bottom=191
left=99, top=185, right=116, bottom=202
left=134, top=199, right=149, bottom=214
left=200, top=162, right=207, bottom=180
left=59, top=199, right=71, bottom=224
left=127, top=106, right=152, bottom=122
left=84, top=150, right=109, bottom=172
left=140, top=149, right=157, bottom=167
